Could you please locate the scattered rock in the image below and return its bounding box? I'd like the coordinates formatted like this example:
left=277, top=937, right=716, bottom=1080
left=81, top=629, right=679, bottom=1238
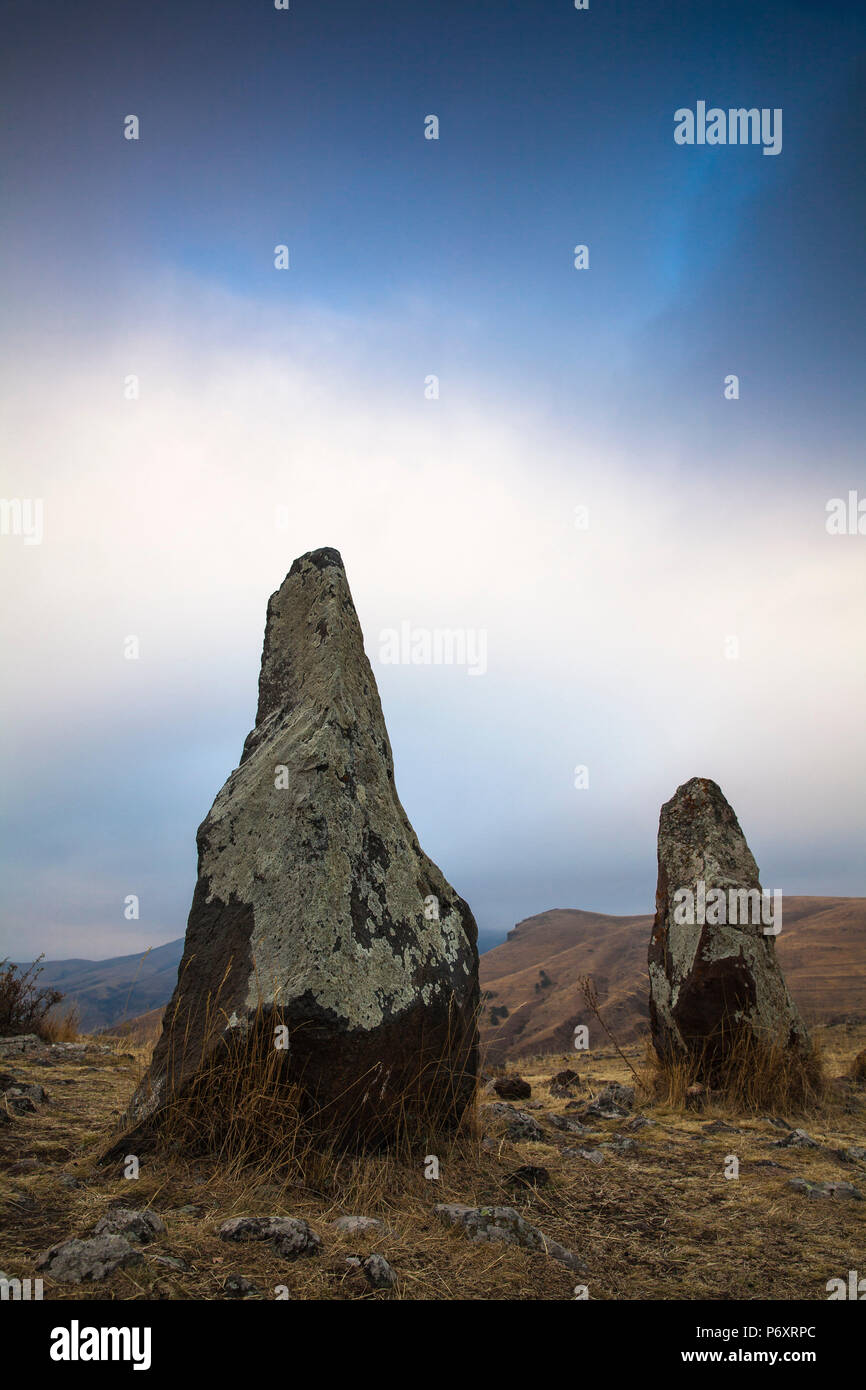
left=224, top=1273, right=263, bottom=1298
left=624, top=1115, right=652, bottom=1132
left=0, top=1035, right=43, bottom=1055
left=331, top=1215, right=385, bottom=1236
left=597, top=1082, right=634, bottom=1110
left=601, top=1137, right=637, bottom=1155
left=494, top=1076, right=531, bottom=1101
left=35, top=1235, right=142, bottom=1283
left=789, top=1179, right=863, bottom=1201
left=505, top=1164, right=550, bottom=1189
left=172, top=1204, right=205, bottom=1218
left=648, top=778, right=810, bottom=1074
left=545, top=1112, right=590, bottom=1135
left=7, top=1083, right=49, bottom=1106
left=581, top=1096, right=629, bottom=1120
left=703, top=1119, right=741, bottom=1135
left=763, top=1116, right=791, bottom=1130
left=93, top=1208, right=166, bottom=1245
left=435, top=1204, right=586, bottom=1273
left=119, top=549, right=479, bottom=1150
left=501, top=1110, right=544, bottom=1143
left=218, top=1215, right=322, bottom=1259
left=4, top=1093, right=37, bottom=1116
left=561, top=1146, right=604, bottom=1164
left=774, top=1128, right=819, bottom=1149
left=362, top=1253, right=397, bottom=1289
left=549, top=1069, right=581, bottom=1091
left=148, top=1253, right=190, bottom=1272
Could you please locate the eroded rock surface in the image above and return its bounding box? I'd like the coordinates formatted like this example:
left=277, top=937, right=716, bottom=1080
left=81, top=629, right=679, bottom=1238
left=218, top=1215, right=321, bottom=1259
left=35, top=1236, right=142, bottom=1283
left=435, top=1203, right=586, bottom=1273
left=121, top=549, right=478, bottom=1147
left=93, top=1208, right=166, bottom=1244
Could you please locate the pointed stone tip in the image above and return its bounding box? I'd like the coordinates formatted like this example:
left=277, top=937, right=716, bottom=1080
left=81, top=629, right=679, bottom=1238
left=288, top=547, right=345, bottom=578
left=673, top=776, right=725, bottom=800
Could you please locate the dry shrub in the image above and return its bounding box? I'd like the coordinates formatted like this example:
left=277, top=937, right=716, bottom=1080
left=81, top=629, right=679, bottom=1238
left=0, top=955, right=63, bottom=1035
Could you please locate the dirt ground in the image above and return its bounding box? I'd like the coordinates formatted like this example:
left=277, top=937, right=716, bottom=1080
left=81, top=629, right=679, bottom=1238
left=1, top=1022, right=864, bottom=1301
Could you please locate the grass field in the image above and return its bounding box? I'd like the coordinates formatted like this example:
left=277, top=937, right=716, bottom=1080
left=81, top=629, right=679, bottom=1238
left=1, top=1021, right=864, bottom=1301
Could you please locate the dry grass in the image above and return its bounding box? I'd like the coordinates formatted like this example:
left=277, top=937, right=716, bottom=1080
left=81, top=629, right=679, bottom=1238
left=111, top=980, right=480, bottom=1180
left=1, top=1021, right=864, bottom=1301
left=38, top=1004, right=80, bottom=1045
left=641, top=1022, right=828, bottom=1114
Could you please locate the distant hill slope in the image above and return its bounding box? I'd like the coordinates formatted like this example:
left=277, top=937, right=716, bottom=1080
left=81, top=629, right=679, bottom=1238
left=479, top=897, right=866, bottom=1063
left=18, top=896, right=865, bottom=1050
left=15, top=940, right=184, bottom=1033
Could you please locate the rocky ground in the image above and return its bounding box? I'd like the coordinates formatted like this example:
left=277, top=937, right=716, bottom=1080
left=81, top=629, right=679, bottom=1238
left=1, top=1024, right=864, bottom=1301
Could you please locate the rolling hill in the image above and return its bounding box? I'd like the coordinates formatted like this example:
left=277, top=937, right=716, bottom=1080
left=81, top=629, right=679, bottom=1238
left=15, top=940, right=184, bottom=1033
left=16, top=896, right=865, bottom=1056
left=479, top=897, right=866, bottom=1063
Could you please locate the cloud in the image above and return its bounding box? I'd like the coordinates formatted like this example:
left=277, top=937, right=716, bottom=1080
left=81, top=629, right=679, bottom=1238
left=1, top=274, right=864, bottom=958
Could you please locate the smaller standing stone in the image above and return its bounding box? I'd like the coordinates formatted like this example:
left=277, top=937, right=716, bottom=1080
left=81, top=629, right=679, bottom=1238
left=648, top=778, right=810, bottom=1074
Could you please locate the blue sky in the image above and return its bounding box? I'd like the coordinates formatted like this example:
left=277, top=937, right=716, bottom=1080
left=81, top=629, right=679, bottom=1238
left=1, top=1, right=864, bottom=960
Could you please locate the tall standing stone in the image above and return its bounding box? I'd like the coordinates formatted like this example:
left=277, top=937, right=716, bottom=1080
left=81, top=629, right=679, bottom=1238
left=648, top=777, right=809, bottom=1072
left=122, top=548, right=479, bottom=1146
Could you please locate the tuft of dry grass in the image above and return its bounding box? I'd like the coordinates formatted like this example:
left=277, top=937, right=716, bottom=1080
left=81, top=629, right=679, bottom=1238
left=38, top=1003, right=80, bottom=1044
left=103, top=977, right=481, bottom=1191
left=642, top=1021, right=827, bottom=1114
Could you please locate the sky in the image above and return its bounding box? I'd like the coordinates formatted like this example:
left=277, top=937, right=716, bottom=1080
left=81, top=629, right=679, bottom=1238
left=1, top=0, right=864, bottom=962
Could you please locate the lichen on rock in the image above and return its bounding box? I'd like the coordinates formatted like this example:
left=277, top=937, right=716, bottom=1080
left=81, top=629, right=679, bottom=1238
left=648, top=777, right=810, bottom=1077
left=117, top=548, right=478, bottom=1150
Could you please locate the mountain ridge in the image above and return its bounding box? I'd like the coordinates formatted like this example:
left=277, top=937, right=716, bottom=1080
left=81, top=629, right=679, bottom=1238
left=480, top=896, right=866, bottom=1063
left=13, top=939, right=185, bottom=1033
